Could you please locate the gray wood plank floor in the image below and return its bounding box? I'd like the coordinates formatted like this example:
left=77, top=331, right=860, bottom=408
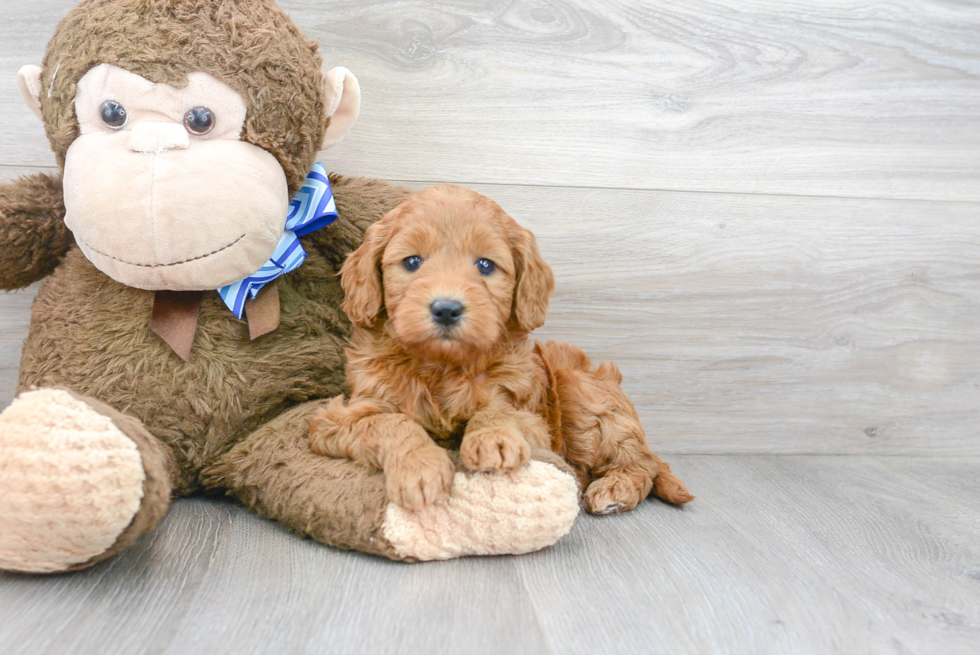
left=4, top=179, right=979, bottom=456
left=1, top=456, right=978, bottom=655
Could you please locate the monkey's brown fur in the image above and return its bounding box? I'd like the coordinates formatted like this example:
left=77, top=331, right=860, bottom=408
left=0, top=0, right=410, bottom=566
left=310, top=186, right=691, bottom=513
left=0, top=173, right=71, bottom=290
left=11, top=0, right=358, bottom=493
left=1, top=0, right=587, bottom=571
left=11, top=173, right=416, bottom=560
left=19, top=174, right=405, bottom=493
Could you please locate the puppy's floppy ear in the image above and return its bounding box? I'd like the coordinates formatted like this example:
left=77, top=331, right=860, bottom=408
left=340, top=211, right=396, bottom=327
left=510, top=223, right=555, bottom=332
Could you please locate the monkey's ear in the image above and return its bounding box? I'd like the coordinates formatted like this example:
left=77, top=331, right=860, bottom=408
left=321, top=67, right=360, bottom=150
left=17, top=65, right=43, bottom=120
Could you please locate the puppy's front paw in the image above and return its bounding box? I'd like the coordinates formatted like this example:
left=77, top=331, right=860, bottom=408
left=460, top=426, right=531, bottom=472
left=385, top=446, right=455, bottom=510
left=308, top=396, right=347, bottom=458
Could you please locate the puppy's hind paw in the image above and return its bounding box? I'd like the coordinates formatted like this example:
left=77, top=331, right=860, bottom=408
left=583, top=471, right=649, bottom=515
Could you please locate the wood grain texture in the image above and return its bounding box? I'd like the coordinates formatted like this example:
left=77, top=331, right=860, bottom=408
left=0, top=456, right=977, bottom=655
left=0, top=284, right=35, bottom=406
left=515, top=456, right=980, bottom=655
left=0, top=2, right=62, bottom=171
left=0, top=498, right=232, bottom=655
left=2, top=172, right=979, bottom=454
left=421, top=182, right=980, bottom=455
left=3, top=1, right=980, bottom=200
left=0, top=167, right=52, bottom=408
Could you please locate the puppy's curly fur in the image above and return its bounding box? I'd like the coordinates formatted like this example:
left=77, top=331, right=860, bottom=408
left=311, top=185, right=692, bottom=512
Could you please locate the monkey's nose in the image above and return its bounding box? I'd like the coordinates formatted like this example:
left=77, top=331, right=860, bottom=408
left=128, top=122, right=190, bottom=154
left=430, top=299, right=465, bottom=328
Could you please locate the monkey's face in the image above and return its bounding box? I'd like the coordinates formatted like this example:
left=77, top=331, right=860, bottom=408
left=18, top=0, right=361, bottom=292
left=61, top=64, right=288, bottom=290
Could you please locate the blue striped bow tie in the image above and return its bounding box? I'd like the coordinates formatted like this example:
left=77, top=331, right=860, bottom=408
left=217, top=163, right=338, bottom=318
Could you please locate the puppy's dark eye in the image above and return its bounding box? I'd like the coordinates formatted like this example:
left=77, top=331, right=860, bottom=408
left=475, top=258, right=496, bottom=276
left=183, top=106, right=215, bottom=135
left=100, top=101, right=128, bottom=129
left=403, top=256, right=423, bottom=272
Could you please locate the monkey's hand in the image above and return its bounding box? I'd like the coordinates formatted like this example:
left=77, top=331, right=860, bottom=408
left=0, top=172, right=72, bottom=290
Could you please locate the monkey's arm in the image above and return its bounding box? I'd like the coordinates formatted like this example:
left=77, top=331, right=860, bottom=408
left=0, top=173, right=72, bottom=290
left=203, top=399, right=580, bottom=561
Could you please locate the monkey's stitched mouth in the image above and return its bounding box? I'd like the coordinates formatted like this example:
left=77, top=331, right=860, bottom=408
left=80, top=234, right=247, bottom=268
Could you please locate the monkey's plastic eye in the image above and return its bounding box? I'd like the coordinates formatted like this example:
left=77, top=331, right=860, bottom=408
left=403, top=256, right=423, bottom=272
left=183, top=107, right=215, bottom=135
left=475, top=258, right=496, bottom=276
left=99, top=101, right=128, bottom=130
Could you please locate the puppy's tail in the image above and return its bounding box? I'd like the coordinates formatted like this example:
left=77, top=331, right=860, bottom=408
left=535, top=339, right=694, bottom=506
left=645, top=453, right=694, bottom=505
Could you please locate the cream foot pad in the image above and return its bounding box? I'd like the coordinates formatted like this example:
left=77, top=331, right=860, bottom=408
left=0, top=389, right=145, bottom=573
left=383, top=460, right=580, bottom=560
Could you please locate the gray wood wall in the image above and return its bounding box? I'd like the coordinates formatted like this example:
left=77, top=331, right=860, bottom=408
left=2, top=0, right=978, bottom=455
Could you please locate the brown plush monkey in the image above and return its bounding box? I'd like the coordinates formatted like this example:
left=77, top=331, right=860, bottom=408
left=0, top=0, right=580, bottom=573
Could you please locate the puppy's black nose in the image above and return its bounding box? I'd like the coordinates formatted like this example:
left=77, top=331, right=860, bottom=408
left=431, top=298, right=464, bottom=328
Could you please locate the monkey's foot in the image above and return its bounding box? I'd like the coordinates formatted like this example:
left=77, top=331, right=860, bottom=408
left=382, top=460, right=579, bottom=560
left=0, top=389, right=169, bottom=573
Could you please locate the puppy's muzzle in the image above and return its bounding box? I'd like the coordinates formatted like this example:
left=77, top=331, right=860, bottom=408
left=430, top=298, right=464, bottom=329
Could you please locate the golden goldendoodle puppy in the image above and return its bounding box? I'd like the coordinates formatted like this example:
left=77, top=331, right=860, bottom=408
left=310, top=185, right=692, bottom=512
